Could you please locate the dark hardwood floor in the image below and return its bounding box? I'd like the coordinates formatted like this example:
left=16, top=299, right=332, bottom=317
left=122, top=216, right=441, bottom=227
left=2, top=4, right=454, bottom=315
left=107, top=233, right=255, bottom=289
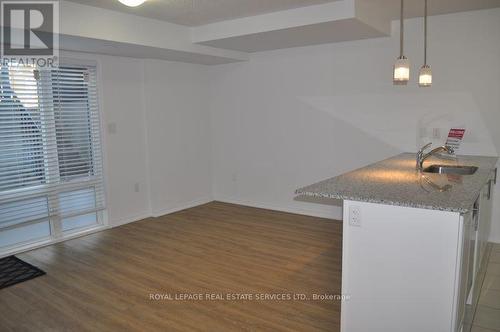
left=0, top=202, right=342, bottom=331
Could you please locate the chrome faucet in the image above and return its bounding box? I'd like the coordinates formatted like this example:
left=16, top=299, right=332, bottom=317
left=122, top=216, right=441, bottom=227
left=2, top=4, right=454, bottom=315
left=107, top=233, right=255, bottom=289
left=416, top=143, right=455, bottom=171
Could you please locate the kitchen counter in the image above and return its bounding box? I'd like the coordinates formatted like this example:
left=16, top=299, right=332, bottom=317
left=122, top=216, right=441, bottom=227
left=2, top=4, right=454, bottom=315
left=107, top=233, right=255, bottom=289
left=296, top=153, right=497, bottom=213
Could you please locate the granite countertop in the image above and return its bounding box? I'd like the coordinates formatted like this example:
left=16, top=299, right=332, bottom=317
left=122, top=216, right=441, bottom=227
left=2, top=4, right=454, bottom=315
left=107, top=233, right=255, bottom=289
left=296, top=153, right=498, bottom=213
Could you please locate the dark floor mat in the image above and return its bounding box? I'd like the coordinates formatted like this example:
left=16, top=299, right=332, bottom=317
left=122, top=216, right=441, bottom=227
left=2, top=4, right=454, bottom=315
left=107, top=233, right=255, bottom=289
left=0, top=256, right=45, bottom=289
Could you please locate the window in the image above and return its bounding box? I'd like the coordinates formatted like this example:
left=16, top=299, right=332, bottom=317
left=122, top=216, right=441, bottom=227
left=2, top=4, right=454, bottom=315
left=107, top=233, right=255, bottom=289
left=0, top=62, right=105, bottom=252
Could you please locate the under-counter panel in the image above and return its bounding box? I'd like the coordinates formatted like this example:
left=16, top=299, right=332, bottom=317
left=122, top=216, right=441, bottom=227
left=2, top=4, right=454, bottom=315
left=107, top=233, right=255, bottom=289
left=341, top=200, right=466, bottom=332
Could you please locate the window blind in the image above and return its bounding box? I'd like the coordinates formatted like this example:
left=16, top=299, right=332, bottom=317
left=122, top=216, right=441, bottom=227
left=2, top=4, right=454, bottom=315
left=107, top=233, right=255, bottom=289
left=0, top=63, right=105, bottom=245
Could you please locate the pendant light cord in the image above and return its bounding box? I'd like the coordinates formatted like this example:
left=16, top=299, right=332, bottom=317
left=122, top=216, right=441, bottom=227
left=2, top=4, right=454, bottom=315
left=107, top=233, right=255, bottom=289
left=424, top=0, right=428, bottom=65
left=400, top=0, right=404, bottom=57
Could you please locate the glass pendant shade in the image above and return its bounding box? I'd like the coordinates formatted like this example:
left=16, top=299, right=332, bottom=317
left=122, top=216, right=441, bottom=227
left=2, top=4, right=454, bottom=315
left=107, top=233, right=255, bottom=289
left=419, top=64, right=432, bottom=87
left=118, top=0, right=147, bottom=7
left=393, top=56, right=410, bottom=85
left=419, top=0, right=432, bottom=88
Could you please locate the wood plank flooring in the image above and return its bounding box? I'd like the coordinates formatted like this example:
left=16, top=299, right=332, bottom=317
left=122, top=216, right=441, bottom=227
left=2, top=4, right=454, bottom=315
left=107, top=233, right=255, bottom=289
left=0, top=202, right=343, bottom=332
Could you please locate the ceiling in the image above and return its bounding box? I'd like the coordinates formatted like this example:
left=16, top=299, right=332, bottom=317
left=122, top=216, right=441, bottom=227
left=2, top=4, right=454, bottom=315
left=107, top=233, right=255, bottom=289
left=65, top=0, right=500, bottom=26
left=64, top=0, right=337, bottom=26
left=372, top=0, right=500, bottom=19
left=58, top=0, right=500, bottom=64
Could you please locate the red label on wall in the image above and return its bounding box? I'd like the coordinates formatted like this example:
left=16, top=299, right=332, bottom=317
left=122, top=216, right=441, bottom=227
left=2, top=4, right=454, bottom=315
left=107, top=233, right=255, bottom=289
left=445, top=128, right=465, bottom=152
left=448, top=129, right=465, bottom=139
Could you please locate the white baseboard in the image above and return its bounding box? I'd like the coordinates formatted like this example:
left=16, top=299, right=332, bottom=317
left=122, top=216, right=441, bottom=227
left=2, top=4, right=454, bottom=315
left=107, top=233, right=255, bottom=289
left=93, top=196, right=340, bottom=232
left=488, top=236, right=500, bottom=244
left=214, top=196, right=342, bottom=221
left=109, top=211, right=152, bottom=228
left=152, top=196, right=213, bottom=218
left=109, top=197, right=213, bottom=227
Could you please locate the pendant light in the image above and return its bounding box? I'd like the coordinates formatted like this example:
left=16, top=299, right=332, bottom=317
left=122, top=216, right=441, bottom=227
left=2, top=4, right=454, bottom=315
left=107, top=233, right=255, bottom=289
left=419, top=0, right=432, bottom=87
left=118, top=0, right=147, bottom=7
left=393, top=0, right=410, bottom=85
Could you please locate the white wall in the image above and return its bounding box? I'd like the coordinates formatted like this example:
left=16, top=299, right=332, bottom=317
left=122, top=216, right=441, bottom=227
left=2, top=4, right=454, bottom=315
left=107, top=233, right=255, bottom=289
left=61, top=52, right=212, bottom=227
left=98, top=54, right=152, bottom=226
left=208, top=9, right=500, bottom=241
left=61, top=9, right=500, bottom=242
left=143, top=60, right=212, bottom=217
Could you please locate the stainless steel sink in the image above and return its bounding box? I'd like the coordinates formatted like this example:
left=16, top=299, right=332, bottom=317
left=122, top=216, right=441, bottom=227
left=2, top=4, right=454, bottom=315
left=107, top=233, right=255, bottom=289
left=423, top=165, right=478, bottom=175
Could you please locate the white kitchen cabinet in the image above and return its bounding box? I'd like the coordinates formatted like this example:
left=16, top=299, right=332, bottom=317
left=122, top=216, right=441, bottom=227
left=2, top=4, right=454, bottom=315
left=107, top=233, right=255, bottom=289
left=296, top=154, right=498, bottom=331
left=341, top=186, right=494, bottom=332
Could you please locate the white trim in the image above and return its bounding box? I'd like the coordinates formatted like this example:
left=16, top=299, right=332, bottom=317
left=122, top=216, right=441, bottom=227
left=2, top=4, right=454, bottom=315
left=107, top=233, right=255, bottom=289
left=93, top=55, right=110, bottom=228
left=214, top=196, right=341, bottom=221
left=109, top=211, right=152, bottom=228
left=111, top=197, right=215, bottom=227
left=140, top=59, right=153, bottom=217
left=152, top=196, right=213, bottom=218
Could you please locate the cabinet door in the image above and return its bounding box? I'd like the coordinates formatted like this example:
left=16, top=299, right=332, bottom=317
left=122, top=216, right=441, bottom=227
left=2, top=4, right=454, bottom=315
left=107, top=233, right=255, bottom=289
left=478, top=180, right=493, bottom=262
left=465, top=179, right=495, bottom=330
left=472, top=193, right=483, bottom=286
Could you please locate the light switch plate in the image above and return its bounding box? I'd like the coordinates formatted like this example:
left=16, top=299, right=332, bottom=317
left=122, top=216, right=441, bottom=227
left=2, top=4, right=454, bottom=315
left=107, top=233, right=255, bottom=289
left=432, top=128, right=441, bottom=139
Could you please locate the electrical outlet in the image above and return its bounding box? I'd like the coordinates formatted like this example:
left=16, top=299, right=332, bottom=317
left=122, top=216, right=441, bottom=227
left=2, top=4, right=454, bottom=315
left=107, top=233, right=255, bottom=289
left=349, top=206, right=361, bottom=227
left=134, top=183, right=140, bottom=193
left=432, top=128, right=441, bottom=139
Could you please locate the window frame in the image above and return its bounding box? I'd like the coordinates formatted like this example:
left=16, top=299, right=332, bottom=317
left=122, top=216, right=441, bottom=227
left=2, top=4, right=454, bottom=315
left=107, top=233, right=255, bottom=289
left=0, top=56, right=108, bottom=257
